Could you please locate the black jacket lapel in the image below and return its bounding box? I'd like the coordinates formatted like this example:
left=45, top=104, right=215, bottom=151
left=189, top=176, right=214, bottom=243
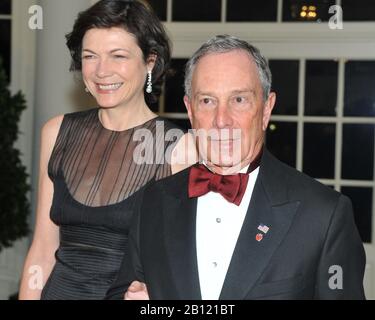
left=219, top=150, right=300, bottom=299
left=162, top=170, right=202, bottom=300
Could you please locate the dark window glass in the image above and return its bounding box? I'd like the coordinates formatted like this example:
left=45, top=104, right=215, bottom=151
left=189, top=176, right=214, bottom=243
left=164, top=59, right=187, bottom=113
left=344, top=61, right=375, bottom=117
left=266, top=122, right=297, bottom=168
left=342, top=124, right=374, bottom=180
left=166, top=118, right=191, bottom=131
left=172, top=0, right=221, bottom=21
left=341, top=187, right=372, bottom=243
left=283, top=0, right=336, bottom=22
left=0, top=20, right=11, bottom=82
left=342, top=0, right=375, bottom=21
left=305, top=60, right=338, bottom=116
left=269, top=60, right=299, bottom=115
left=303, top=123, right=335, bottom=178
left=147, top=0, right=167, bottom=21
left=0, top=0, right=11, bottom=14
left=226, top=0, right=277, bottom=22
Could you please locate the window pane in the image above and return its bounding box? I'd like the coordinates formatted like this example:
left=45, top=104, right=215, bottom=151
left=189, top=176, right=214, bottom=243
left=303, top=123, right=335, bottom=178
left=266, top=121, right=297, bottom=168
left=344, top=61, right=375, bottom=117
left=341, top=187, right=372, bottom=243
left=342, top=124, right=374, bottom=180
left=269, top=60, right=299, bottom=115
left=283, top=0, right=336, bottom=22
left=147, top=0, right=167, bottom=21
left=0, top=20, right=11, bottom=82
left=166, top=118, right=191, bottom=131
left=342, top=0, right=375, bottom=21
left=305, top=60, right=338, bottom=116
left=226, top=0, right=277, bottom=22
left=0, top=0, right=11, bottom=14
left=172, top=0, right=221, bottom=21
left=164, top=59, right=187, bottom=113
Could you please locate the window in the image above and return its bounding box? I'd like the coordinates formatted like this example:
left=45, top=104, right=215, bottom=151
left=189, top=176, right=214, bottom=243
left=342, top=0, right=375, bottom=21
left=147, top=0, right=167, bottom=21
left=226, top=0, right=278, bottom=22
left=267, top=121, right=297, bottom=167
left=270, top=60, right=299, bottom=115
left=146, top=0, right=375, bottom=22
left=172, top=0, right=221, bottom=22
left=283, top=0, right=336, bottom=22
left=268, top=58, right=374, bottom=243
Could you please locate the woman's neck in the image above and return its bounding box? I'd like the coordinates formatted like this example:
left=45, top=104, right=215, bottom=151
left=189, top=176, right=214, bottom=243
left=98, top=101, right=157, bottom=131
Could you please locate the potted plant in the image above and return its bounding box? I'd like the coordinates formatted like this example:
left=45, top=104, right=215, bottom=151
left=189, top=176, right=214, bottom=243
left=0, top=58, right=30, bottom=253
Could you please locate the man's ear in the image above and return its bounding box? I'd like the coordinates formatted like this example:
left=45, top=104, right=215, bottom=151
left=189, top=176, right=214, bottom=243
left=184, top=95, right=194, bottom=126
left=146, top=53, right=157, bottom=71
left=262, top=92, right=276, bottom=131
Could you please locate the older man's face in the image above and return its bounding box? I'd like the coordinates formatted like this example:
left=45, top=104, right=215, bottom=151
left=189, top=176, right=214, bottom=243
left=184, top=49, right=276, bottom=174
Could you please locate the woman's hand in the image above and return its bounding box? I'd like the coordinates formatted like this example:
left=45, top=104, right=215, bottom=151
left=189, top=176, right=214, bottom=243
left=124, top=281, right=149, bottom=300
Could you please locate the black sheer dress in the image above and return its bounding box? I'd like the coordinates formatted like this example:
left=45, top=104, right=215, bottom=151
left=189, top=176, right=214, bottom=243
left=41, top=108, right=182, bottom=299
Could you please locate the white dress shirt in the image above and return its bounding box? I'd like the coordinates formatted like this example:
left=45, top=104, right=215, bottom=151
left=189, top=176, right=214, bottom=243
left=196, top=165, right=259, bottom=300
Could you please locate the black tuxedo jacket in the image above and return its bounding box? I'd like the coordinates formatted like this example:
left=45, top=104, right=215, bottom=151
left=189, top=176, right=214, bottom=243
left=106, top=149, right=366, bottom=299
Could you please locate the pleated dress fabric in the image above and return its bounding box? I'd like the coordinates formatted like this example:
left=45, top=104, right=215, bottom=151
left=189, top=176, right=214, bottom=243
left=41, top=108, right=181, bottom=299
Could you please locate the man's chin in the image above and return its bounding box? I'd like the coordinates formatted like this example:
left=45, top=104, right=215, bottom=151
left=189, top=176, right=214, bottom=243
left=205, top=160, right=243, bottom=174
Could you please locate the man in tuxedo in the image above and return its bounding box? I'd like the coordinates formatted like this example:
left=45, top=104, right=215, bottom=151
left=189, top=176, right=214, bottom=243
left=106, top=35, right=366, bottom=300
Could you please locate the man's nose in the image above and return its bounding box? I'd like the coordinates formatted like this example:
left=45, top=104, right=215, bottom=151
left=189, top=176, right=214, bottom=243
left=214, top=104, right=233, bottom=128
left=96, top=58, right=113, bottom=78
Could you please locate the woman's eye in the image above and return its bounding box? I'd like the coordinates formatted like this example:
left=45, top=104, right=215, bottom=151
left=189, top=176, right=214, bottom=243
left=82, top=55, right=95, bottom=60
left=235, top=97, right=245, bottom=103
left=113, top=55, right=127, bottom=59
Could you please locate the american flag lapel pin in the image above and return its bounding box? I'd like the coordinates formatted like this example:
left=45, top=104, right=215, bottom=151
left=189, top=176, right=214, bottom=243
left=257, top=223, right=270, bottom=234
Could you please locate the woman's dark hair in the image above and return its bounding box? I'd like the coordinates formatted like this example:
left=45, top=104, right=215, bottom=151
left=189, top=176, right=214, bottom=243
left=66, top=0, right=171, bottom=105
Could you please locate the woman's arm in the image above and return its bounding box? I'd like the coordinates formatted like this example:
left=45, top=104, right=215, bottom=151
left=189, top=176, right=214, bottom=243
left=19, top=116, right=63, bottom=300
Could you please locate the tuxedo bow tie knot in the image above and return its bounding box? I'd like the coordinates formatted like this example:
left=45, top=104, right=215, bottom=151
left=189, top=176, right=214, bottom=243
left=188, top=164, right=249, bottom=206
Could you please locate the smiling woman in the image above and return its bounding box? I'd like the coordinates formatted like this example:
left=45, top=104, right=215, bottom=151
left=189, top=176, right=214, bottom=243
left=81, top=27, right=155, bottom=123
left=18, top=0, right=188, bottom=300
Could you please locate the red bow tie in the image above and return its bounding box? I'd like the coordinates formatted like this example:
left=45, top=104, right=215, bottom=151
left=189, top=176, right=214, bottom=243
left=188, top=165, right=249, bottom=206
left=188, top=147, right=263, bottom=206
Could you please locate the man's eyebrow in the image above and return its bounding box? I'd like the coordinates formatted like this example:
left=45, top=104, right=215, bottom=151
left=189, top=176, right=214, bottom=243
left=194, top=89, right=256, bottom=98
left=194, top=91, right=216, bottom=98
left=230, top=89, right=256, bottom=95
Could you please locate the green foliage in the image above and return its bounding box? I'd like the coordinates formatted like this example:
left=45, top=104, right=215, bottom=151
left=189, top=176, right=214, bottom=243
left=0, top=59, right=30, bottom=251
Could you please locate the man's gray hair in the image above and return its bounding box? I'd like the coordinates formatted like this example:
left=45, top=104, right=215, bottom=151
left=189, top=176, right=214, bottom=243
left=184, top=35, right=272, bottom=101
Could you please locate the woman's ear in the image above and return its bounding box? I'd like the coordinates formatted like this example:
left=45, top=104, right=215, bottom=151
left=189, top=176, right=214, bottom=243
left=147, top=53, right=157, bottom=71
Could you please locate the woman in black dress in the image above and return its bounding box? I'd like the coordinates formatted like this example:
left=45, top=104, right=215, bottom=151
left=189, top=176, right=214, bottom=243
left=19, top=0, right=192, bottom=299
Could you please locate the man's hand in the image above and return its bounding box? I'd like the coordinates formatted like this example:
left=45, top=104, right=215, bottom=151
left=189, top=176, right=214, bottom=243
left=124, top=281, right=149, bottom=300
